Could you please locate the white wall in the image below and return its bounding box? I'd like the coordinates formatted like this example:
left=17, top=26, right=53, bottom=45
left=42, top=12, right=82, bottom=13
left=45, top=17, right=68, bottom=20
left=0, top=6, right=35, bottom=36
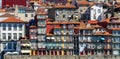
left=90, top=4, right=103, bottom=21
left=0, top=23, right=25, bottom=41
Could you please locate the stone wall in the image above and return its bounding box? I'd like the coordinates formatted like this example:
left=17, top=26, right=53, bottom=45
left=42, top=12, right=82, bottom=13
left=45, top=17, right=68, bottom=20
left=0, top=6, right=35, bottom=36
left=4, top=55, right=120, bottom=59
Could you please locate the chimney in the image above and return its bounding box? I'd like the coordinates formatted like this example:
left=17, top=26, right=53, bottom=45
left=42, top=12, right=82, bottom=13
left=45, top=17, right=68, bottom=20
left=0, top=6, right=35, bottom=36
left=14, top=5, right=18, bottom=17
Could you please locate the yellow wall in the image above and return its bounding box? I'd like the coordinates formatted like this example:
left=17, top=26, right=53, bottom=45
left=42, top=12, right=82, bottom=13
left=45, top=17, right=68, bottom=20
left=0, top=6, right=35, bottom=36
left=21, top=50, right=31, bottom=55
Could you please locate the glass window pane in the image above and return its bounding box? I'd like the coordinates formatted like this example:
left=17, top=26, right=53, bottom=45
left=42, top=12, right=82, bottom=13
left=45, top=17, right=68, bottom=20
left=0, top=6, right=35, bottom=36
left=19, top=33, right=22, bottom=38
left=8, top=33, right=11, bottom=40
left=8, top=24, right=12, bottom=30
left=8, top=43, right=12, bottom=49
left=19, top=24, right=22, bottom=31
left=13, top=33, right=17, bottom=39
left=13, top=24, right=17, bottom=31
left=2, top=33, right=6, bottom=39
left=2, top=24, right=6, bottom=30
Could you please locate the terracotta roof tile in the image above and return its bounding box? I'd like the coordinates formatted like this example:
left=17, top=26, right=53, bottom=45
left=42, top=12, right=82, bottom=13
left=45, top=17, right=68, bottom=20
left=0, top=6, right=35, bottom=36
left=47, top=22, right=80, bottom=24
left=79, top=22, right=86, bottom=29
left=77, top=0, right=89, bottom=5
left=1, top=17, right=24, bottom=23
left=95, top=32, right=111, bottom=35
left=95, top=32, right=104, bottom=35
left=89, top=2, right=95, bottom=6
left=30, top=0, right=42, bottom=2
left=105, top=3, right=112, bottom=6
left=0, top=13, right=14, bottom=17
left=89, top=2, right=102, bottom=6
left=30, top=26, right=37, bottom=28
left=0, top=9, right=6, bottom=12
left=94, top=25, right=102, bottom=28
left=112, top=28, right=120, bottom=30
left=101, top=18, right=110, bottom=23
left=46, top=33, right=54, bottom=36
left=115, top=3, right=120, bottom=8
left=88, top=20, right=98, bottom=24
left=54, top=3, right=76, bottom=8
left=36, top=8, right=48, bottom=15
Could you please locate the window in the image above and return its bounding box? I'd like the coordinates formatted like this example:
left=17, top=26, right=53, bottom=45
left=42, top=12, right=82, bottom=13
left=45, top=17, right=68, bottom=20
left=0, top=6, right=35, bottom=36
left=63, top=15, right=65, bottom=18
left=8, top=43, right=12, bottom=49
left=8, top=24, right=12, bottom=30
left=2, top=42, right=16, bottom=50
left=3, top=43, right=7, bottom=50
left=68, top=29, right=74, bottom=35
left=38, top=36, right=45, bottom=41
left=18, top=9, right=26, bottom=13
left=25, top=14, right=28, bottom=17
left=38, top=28, right=46, bottom=34
left=18, top=24, right=22, bottom=31
left=13, top=42, right=17, bottom=49
left=13, top=33, right=17, bottom=39
left=98, top=9, right=101, bottom=13
left=54, top=29, right=60, bottom=35
left=37, top=15, right=46, bottom=19
left=80, top=8, right=83, bottom=12
left=13, top=24, right=17, bottom=31
left=94, top=14, right=96, bottom=19
left=30, top=31, right=36, bottom=35
left=2, top=24, right=6, bottom=30
left=31, top=42, right=37, bottom=49
left=38, top=20, right=46, bottom=26
left=2, top=33, right=6, bottom=39
left=31, top=14, right=34, bottom=17
left=8, top=33, right=11, bottom=40
left=19, top=33, right=22, bottom=38
left=56, top=11, right=59, bottom=17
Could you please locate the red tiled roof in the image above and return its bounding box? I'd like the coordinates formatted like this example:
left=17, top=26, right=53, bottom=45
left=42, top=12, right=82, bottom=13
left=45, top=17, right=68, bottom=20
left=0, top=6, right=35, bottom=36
left=46, top=33, right=54, bottom=36
left=0, top=9, right=6, bottom=12
left=30, top=26, right=37, bottom=28
left=105, top=3, right=112, bottom=6
left=94, top=25, right=102, bottom=28
left=36, top=8, right=48, bottom=15
left=54, top=3, right=76, bottom=9
left=77, top=0, right=89, bottom=5
left=0, top=13, right=14, bottom=17
left=115, top=4, right=120, bottom=8
left=88, top=20, right=98, bottom=24
left=95, top=32, right=111, bottom=35
left=112, top=28, right=120, bottom=30
left=1, top=17, right=24, bottom=23
left=101, top=18, right=110, bottom=23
